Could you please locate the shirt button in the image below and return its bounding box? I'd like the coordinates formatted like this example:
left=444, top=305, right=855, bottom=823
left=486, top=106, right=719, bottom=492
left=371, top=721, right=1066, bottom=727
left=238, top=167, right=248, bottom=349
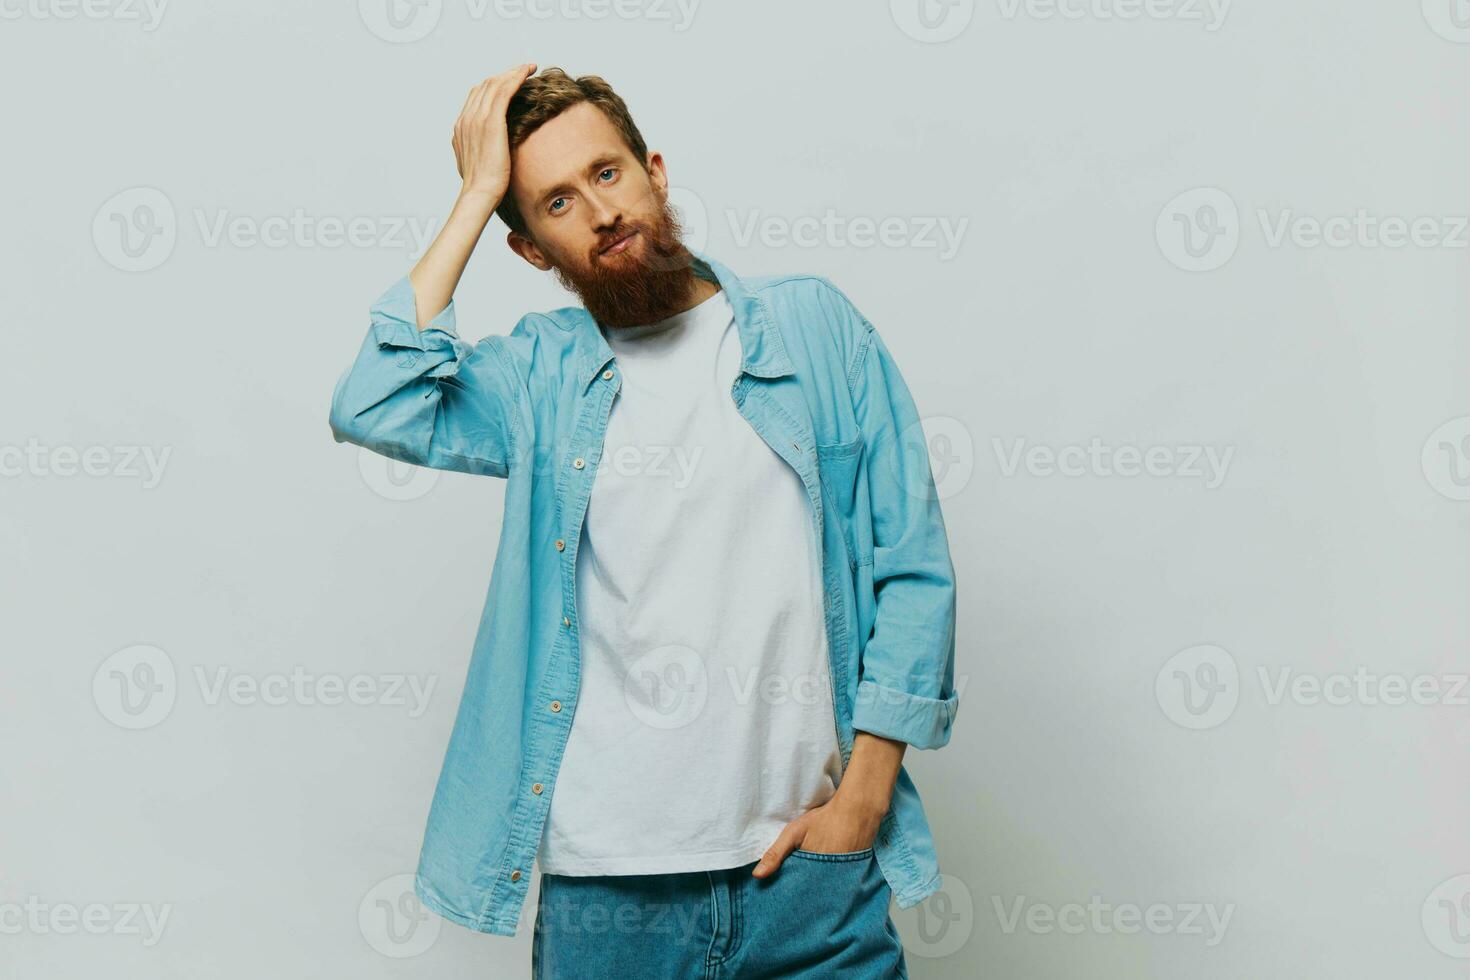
left=549, top=700, right=562, bottom=712
left=602, top=369, right=614, bottom=380
left=562, top=616, right=570, bottom=627
left=510, top=870, right=522, bottom=882
left=572, top=457, right=585, bottom=469
left=554, top=538, right=565, bottom=551
left=532, top=783, right=544, bottom=795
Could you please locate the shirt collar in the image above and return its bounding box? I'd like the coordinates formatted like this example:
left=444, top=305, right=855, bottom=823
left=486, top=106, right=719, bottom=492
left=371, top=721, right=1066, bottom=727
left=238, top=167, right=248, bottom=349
left=576, top=250, right=795, bottom=390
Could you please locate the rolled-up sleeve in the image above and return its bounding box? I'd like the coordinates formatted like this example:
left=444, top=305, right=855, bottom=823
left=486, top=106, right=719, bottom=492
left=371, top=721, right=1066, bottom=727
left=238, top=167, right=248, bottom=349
left=328, top=276, right=523, bottom=478
left=843, top=306, right=960, bottom=750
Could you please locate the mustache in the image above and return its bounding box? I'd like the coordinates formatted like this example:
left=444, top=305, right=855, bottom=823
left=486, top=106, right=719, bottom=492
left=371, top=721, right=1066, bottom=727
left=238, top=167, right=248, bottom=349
left=594, top=223, right=642, bottom=256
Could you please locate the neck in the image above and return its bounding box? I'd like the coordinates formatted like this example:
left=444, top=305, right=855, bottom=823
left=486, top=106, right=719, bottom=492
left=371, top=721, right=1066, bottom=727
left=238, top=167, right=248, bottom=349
left=671, top=274, right=720, bottom=315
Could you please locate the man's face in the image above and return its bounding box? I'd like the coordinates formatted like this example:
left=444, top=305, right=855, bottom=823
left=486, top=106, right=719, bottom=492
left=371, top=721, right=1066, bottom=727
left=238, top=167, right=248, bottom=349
left=506, top=101, right=694, bottom=328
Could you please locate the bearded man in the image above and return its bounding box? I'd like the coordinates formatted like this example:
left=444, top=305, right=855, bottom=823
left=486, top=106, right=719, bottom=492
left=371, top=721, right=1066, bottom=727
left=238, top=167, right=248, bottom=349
left=329, top=63, right=959, bottom=979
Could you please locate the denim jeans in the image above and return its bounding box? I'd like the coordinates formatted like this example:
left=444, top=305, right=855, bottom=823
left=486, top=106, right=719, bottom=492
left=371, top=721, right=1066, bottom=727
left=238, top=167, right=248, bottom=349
left=531, top=849, right=909, bottom=978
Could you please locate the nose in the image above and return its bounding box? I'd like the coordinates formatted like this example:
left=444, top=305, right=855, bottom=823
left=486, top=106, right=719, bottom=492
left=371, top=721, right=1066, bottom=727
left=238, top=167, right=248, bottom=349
left=588, top=189, right=621, bottom=234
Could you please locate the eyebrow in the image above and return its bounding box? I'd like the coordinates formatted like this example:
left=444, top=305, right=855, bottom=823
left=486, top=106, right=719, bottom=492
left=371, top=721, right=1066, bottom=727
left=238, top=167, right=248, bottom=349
left=534, top=155, right=623, bottom=210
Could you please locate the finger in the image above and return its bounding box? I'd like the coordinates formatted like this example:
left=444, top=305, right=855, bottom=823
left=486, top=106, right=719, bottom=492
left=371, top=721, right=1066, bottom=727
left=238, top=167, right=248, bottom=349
left=485, top=85, right=517, bottom=122
left=751, top=823, right=805, bottom=878
left=504, top=61, right=536, bottom=83
left=484, top=63, right=529, bottom=99
left=483, top=63, right=535, bottom=119
left=457, top=79, right=488, bottom=124
left=468, top=66, right=517, bottom=119
left=465, top=78, right=497, bottom=121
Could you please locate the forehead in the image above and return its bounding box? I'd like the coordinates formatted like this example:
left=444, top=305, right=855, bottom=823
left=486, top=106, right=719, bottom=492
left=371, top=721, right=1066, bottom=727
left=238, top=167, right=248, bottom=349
left=513, top=101, right=635, bottom=201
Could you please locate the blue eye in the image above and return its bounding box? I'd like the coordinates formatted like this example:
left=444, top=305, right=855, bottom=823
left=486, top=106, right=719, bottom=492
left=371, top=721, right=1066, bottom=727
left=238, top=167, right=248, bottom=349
left=599, top=168, right=616, bottom=182
left=549, top=197, right=567, bottom=214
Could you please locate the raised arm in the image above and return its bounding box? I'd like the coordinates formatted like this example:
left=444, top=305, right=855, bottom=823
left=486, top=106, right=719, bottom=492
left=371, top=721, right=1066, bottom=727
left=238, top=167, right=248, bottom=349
left=409, top=63, right=538, bottom=327
left=328, top=64, right=538, bottom=479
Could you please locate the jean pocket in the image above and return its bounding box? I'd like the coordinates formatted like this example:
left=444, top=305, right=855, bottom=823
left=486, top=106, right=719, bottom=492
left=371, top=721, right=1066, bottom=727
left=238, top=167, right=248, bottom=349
left=789, top=846, right=875, bottom=863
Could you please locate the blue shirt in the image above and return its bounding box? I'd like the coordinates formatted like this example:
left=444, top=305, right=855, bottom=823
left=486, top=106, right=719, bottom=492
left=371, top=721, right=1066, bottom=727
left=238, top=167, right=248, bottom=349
left=329, top=252, right=960, bottom=936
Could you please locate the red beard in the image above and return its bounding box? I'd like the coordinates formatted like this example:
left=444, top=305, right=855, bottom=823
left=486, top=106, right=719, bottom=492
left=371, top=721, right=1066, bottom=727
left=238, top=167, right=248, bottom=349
left=550, top=195, right=699, bottom=330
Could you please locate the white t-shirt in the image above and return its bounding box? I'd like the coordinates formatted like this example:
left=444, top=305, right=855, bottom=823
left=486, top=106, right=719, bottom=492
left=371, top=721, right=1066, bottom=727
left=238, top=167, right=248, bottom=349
left=537, top=286, right=844, bottom=876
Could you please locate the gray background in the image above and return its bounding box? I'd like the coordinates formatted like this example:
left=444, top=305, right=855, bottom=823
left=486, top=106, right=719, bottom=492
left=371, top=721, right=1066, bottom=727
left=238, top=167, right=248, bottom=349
left=3, top=0, right=1469, bottom=976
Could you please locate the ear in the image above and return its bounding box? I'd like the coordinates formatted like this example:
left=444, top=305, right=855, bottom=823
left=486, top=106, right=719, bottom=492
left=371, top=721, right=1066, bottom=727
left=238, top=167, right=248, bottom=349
left=645, top=151, right=668, bottom=195
left=507, top=231, right=552, bottom=271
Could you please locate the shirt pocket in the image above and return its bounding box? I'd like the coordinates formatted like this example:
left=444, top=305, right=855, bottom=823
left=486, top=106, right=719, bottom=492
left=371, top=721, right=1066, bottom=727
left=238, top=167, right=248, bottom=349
left=816, top=435, right=872, bottom=570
